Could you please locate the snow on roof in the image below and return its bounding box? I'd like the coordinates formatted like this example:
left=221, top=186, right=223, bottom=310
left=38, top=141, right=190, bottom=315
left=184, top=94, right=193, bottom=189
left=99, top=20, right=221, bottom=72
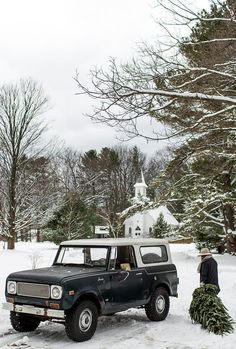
left=61, top=238, right=168, bottom=247
left=148, top=205, right=179, bottom=226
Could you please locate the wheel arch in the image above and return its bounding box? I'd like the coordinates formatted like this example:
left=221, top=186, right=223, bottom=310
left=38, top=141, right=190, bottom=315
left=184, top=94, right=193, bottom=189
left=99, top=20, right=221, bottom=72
left=69, top=292, right=102, bottom=315
left=154, top=283, right=171, bottom=296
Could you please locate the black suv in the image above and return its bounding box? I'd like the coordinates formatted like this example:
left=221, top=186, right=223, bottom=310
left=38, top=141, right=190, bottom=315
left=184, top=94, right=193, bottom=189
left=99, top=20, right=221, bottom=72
left=2, top=238, right=178, bottom=342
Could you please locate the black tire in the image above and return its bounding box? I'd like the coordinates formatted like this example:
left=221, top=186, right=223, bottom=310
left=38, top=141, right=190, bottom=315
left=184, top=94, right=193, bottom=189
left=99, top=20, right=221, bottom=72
left=10, top=311, right=40, bottom=332
left=145, top=287, right=170, bottom=321
left=65, top=300, right=98, bottom=342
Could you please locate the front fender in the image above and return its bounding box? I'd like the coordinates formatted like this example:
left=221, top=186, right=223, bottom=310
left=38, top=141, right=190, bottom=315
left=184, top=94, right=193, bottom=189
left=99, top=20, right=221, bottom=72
left=62, top=286, right=104, bottom=313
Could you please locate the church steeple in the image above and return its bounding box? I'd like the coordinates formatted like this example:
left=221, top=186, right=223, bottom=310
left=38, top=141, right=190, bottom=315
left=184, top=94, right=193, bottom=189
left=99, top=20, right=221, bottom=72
left=132, top=171, right=149, bottom=203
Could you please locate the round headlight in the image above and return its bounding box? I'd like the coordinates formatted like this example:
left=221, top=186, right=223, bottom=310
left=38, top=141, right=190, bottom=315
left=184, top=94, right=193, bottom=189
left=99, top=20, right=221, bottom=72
left=7, top=281, right=16, bottom=294
left=51, top=285, right=62, bottom=299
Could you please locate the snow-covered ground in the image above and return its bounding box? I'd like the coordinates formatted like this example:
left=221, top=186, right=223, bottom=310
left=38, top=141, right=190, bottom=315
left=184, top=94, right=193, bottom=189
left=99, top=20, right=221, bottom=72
left=0, top=241, right=235, bottom=349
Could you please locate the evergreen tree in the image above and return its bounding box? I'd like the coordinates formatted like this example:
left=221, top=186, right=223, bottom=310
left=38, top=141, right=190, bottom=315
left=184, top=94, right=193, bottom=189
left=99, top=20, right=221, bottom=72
left=160, top=154, right=234, bottom=250
left=78, top=145, right=146, bottom=235
left=152, top=1, right=236, bottom=251
left=152, top=213, right=171, bottom=238
left=176, top=1, right=236, bottom=251
left=43, top=193, right=101, bottom=244
left=193, top=225, right=224, bottom=253
left=189, top=284, right=234, bottom=335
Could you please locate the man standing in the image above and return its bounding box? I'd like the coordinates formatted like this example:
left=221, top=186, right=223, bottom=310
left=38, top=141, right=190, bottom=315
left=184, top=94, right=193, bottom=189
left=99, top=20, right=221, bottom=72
left=197, top=247, right=220, bottom=294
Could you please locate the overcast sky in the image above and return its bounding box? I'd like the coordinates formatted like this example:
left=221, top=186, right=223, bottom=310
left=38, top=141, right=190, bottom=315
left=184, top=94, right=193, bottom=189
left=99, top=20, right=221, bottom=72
left=0, top=0, right=209, bottom=156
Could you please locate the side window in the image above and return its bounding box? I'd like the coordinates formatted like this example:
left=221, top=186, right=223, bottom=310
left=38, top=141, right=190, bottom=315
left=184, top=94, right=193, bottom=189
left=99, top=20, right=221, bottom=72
left=118, top=246, right=137, bottom=270
left=140, top=245, right=168, bottom=264
left=108, top=246, right=137, bottom=270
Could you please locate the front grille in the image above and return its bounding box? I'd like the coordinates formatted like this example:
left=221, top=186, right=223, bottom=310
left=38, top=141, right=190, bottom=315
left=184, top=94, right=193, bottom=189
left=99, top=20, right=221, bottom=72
left=17, top=282, right=50, bottom=299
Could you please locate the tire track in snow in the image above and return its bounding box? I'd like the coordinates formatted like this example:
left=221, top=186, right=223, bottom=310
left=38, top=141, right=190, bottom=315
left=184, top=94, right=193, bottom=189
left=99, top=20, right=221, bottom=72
left=0, top=312, right=150, bottom=349
left=0, top=323, right=68, bottom=349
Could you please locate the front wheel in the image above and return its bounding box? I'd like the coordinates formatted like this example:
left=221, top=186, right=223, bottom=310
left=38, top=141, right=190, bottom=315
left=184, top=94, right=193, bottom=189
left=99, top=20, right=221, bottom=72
left=145, top=287, right=170, bottom=321
left=65, top=300, right=98, bottom=342
left=10, top=311, right=40, bottom=332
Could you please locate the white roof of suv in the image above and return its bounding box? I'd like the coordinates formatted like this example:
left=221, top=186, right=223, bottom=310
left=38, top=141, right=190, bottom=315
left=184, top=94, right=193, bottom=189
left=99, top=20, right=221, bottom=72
left=61, top=238, right=168, bottom=247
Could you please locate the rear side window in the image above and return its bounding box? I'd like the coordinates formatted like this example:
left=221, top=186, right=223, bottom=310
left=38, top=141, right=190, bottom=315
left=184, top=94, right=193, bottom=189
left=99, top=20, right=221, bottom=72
left=140, top=245, right=168, bottom=264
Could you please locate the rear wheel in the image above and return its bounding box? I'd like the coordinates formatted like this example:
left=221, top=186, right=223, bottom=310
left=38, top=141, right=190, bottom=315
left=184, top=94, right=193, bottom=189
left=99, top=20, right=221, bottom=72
left=10, top=311, right=40, bottom=332
left=145, top=287, right=169, bottom=321
left=65, top=300, right=98, bottom=342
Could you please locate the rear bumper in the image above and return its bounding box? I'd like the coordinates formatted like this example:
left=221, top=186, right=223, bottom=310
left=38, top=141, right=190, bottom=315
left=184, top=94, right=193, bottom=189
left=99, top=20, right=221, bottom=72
left=2, top=302, right=65, bottom=319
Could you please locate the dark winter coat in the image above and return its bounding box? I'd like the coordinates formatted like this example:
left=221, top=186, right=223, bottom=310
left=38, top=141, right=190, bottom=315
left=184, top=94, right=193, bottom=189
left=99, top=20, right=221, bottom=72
left=200, top=256, right=220, bottom=293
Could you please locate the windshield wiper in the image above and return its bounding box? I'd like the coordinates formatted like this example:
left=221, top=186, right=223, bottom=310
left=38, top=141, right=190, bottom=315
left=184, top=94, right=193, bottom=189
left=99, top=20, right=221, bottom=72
left=60, top=263, right=80, bottom=266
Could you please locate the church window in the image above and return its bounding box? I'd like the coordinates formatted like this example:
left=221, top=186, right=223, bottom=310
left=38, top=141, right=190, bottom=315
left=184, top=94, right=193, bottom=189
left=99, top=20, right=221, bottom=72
left=128, top=227, right=132, bottom=237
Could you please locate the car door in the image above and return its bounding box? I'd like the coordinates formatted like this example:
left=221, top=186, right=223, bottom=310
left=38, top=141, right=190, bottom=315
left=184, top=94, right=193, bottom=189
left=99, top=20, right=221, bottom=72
left=109, top=246, right=146, bottom=310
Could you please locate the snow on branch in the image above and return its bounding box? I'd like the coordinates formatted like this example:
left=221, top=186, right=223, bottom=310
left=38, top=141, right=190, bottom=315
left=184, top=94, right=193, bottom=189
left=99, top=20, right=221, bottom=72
left=124, top=88, right=236, bottom=104
left=182, top=38, right=236, bottom=45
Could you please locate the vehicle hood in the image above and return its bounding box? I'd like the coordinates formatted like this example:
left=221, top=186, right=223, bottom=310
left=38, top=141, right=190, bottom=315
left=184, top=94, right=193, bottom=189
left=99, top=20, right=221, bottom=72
left=7, top=265, right=102, bottom=284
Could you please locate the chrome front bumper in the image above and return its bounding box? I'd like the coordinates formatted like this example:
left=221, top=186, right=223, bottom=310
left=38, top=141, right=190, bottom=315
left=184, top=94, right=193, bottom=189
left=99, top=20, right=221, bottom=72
left=2, top=302, right=65, bottom=319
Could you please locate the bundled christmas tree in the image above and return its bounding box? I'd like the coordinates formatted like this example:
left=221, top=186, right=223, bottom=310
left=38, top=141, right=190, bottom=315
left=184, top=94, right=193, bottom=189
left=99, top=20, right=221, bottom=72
left=189, top=285, right=234, bottom=335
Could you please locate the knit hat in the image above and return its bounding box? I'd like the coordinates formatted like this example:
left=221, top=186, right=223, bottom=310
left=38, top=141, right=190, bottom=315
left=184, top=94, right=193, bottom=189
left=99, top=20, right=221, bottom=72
left=198, top=247, right=212, bottom=256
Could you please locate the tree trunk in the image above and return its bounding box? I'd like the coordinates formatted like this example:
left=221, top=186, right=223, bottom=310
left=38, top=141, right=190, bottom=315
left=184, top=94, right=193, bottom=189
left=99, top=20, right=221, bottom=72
left=36, top=228, right=41, bottom=242
left=7, top=205, right=17, bottom=249
left=225, top=203, right=236, bottom=253
left=7, top=165, right=17, bottom=249
left=7, top=234, right=15, bottom=249
left=226, top=234, right=236, bottom=254
left=222, top=168, right=235, bottom=253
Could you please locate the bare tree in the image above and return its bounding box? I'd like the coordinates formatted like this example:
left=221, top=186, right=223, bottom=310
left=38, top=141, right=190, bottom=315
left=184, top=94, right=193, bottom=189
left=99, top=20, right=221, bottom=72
left=0, top=79, right=49, bottom=249
left=52, top=147, right=82, bottom=193
left=75, top=0, right=236, bottom=149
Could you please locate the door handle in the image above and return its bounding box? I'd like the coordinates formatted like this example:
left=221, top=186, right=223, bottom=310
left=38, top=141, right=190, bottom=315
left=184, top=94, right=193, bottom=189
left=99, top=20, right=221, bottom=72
left=98, top=277, right=105, bottom=282
left=136, top=272, right=142, bottom=276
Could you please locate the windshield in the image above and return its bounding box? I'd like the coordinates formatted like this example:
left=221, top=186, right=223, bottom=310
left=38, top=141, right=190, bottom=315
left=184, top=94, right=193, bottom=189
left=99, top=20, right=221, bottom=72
left=55, top=246, right=109, bottom=269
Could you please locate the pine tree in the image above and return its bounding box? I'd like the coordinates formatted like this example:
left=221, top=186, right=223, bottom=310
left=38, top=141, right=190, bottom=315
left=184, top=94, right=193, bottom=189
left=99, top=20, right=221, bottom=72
left=43, top=193, right=101, bottom=244
left=189, top=284, right=234, bottom=335
left=152, top=213, right=171, bottom=238
left=154, top=0, right=236, bottom=251
left=175, top=1, right=236, bottom=251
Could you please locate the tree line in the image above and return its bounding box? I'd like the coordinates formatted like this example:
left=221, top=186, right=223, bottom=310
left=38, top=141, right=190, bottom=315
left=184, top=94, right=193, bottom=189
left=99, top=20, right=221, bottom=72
left=0, top=1, right=235, bottom=252
left=0, top=85, right=169, bottom=250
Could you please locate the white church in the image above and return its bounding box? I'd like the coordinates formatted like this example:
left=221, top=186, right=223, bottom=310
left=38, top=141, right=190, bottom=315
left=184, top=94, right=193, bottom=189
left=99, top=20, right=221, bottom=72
left=124, top=172, right=179, bottom=238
